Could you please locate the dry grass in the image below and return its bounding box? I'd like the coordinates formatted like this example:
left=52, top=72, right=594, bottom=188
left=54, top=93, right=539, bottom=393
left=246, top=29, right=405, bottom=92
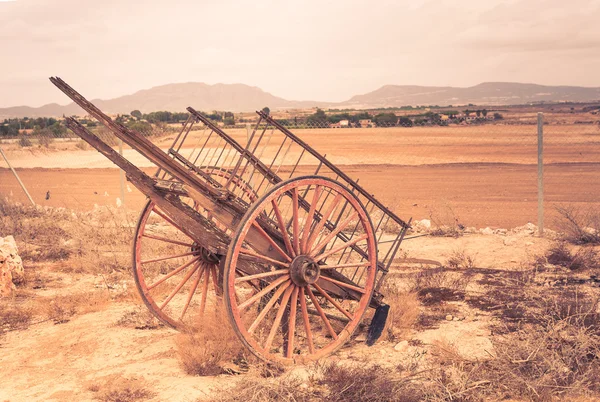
left=445, top=249, right=476, bottom=270
left=539, top=242, right=599, bottom=271
left=428, top=203, right=465, bottom=238
left=176, top=308, right=244, bottom=376
left=380, top=282, right=419, bottom=341
left=0, top=199, right=135, bottom=277
left=90, top=377, right=155, bottom=402
left=0, top=302, right=33, bottom=334
left=212, top=362, right=424, bottom=402
left=556, top=205, right=600, bottom=245
left=317, top=362, right=422, bottom=402
left=117, top=306, right=163, bottom=330
left=42, top=292, right=110, bottom=324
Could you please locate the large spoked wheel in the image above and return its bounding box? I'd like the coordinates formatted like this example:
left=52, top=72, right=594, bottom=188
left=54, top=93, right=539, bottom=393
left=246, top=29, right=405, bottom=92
left=224, top=176, right=378, bottom=363
left=132, top=168, right=257, bottom=331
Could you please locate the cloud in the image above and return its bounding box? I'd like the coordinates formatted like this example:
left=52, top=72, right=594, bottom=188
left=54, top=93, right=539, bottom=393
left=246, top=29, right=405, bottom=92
left=0, top=0, right=598, bottom=107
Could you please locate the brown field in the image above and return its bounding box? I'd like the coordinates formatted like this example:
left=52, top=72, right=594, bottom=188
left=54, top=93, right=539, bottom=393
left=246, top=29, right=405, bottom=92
left=2, top=123, right=599, bottom=229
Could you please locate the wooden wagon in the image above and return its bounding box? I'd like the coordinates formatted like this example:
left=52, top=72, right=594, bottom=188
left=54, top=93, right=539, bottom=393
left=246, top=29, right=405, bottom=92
left=50, top=77, right=411, bottom=364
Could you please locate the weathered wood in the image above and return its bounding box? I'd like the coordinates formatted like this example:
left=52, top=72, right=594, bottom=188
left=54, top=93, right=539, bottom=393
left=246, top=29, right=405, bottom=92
left=64, top=118, right=227, bottom=252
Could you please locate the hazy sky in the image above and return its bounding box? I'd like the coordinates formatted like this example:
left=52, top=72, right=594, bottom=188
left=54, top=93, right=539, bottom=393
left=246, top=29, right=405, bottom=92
left=0, top=0, right=598, bottom=107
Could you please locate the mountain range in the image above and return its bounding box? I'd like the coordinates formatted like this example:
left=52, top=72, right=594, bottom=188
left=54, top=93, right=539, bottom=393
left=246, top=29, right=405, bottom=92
left=2, top=82, right=600, bottom=118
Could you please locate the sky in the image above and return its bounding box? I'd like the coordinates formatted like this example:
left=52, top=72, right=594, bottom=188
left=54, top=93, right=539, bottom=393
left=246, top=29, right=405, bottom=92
left=0, top=0, right=599, bottom=107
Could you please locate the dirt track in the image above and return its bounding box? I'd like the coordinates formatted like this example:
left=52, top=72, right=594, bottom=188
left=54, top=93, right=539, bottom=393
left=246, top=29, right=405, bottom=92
left=2, top=162, right=599, bottom=229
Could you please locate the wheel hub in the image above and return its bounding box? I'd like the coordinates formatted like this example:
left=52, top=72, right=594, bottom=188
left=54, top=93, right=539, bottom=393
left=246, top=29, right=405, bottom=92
left=192, top=244, right=220, bottom=264
left=290, top=255, right=320, bottom=287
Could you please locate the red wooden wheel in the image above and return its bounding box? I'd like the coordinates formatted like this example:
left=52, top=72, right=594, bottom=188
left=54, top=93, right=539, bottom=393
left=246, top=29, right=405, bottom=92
left=132, top=168, right=257, bottom=330
left=224, top=176, right=377, bottom=363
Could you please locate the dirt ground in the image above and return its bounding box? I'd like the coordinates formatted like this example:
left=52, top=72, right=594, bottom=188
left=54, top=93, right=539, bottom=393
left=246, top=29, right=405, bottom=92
left=0, top=227, right=554, bottom=401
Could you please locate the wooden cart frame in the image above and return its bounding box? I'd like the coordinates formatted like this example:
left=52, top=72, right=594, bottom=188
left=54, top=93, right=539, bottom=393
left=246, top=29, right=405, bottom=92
left=50, top=77, right=411, bottom=364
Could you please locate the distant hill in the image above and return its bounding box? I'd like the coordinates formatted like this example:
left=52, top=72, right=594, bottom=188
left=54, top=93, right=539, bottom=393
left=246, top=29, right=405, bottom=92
left=2, top=81, right=600, bottom=118
left=0, top=82, right=327, bottom=118
left=345, top=82, right=600, bottom=108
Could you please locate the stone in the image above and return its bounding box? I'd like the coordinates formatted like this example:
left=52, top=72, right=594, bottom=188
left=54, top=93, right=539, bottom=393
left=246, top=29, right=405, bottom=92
left=394, top=340, right=409, bottom=352
left=480, top=227, right=494, bottom=235
left=0, top=236, right=24, bottom=298
left=416, top=219, right=431, bottom=230
left=445, top=314, right=453, bottom=321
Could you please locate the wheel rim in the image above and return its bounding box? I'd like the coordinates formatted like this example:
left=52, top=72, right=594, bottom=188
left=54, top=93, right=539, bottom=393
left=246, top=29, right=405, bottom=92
left=224, top=176, right=377, bottom=363
left=132, top=167, right=257, bottom=331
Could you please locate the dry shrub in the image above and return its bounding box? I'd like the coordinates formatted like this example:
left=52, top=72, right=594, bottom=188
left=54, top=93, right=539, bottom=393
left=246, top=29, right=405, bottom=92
left=540, top=242, right=599, bottom=271
left=431, top=286, right=600, bottom=401
left=212, top=375, right=321, bottom=402
left=445, top=249, right=476, bottom=270
left=428, top=203, right=464, bottom=238
left=91, top=377, right=155, bottom=402
left=318, top=362, right=423, bottom=402
left=213, top=363, right=424, bottom=402
left=380, top=282, right=419, bottom=341
left=117, top=306, right=163, bottom=330
left=42, top=292, right=110, bottom=324
left=431, top=338, right=464, bottom=365
left=176, top=308, right=244, bottom=376
left=0, top=302, right=33, bottom=334
left=556, top=205, right=600, bottom=245
left=410, top=268, right=472, bottom=293
left=0, top=200, right=73, bottom=261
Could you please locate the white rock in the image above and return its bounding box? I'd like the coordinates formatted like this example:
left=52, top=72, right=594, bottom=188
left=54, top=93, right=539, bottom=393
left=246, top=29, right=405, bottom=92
left=445, top=314, right=454, bottom=321
left=480, top=227, right=494, bottom=235
left=394, top=340, right=410, bottom=352
left=0, top=236, right=24, bottom=298
left=418, top=219, right=431, bottom=229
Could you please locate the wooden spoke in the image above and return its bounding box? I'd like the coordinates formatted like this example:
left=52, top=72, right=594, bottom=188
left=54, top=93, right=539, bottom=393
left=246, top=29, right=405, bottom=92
left=141, top=233, right=193, bottom=247
left=238, top=275, right=290, bottom=311
left=286, top=286, right=299, bottom=358
left=306, top=286, right=338, bottom=340
left=159, top=262, right=200, bottom=310
left=264, top=285, right=295, bottom=351
left=305, top=193, right=343, bottom=253
left=251, top=221, right=292, bottom=263
left=239, top=248, right=289, bottom=268
left=309, top=211, right=359, bottom=258
left=179, top=263, right=204, bottom=320
left=147, top=257, right=201, bottom=291
left=313, top=233, right=368, bottom=262
left=235, top=269, right=290, bottom=283
left=292, top=188, right=300, bottom=255
left=199, top=267, right=211, bottom=315
left=301, top=185, right=323, bottom=253
left=141, top=251, right=197, bottom=265
left=248, top=281, right=292, bottom=333
left=319, top=262, right=370, bottom=270
left=312, top=283, right=353, bottom=320
left=271, top=199, right=295, bottom=258
left=210, top=265, right=219, bottom=293
left=299, top=287, right=315, bottom=354
left=319, top=275, right=366, bottom=294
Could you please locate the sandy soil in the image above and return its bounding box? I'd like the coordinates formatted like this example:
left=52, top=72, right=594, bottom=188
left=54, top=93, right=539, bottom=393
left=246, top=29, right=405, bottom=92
left=0, top=231, right=552, bottom=401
